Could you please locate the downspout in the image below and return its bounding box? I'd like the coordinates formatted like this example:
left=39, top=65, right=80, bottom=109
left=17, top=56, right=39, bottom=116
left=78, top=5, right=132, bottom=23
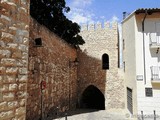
left=142, top=10, right=147, bottom=85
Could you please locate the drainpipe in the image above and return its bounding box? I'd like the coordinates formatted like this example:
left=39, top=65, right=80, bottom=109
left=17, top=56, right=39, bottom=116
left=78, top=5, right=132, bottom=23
left=142, top=9, right=148, bottom=85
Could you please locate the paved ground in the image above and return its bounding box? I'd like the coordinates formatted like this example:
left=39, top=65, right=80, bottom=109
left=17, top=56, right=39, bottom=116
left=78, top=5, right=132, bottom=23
left=52, top=109, right=129, bottom=120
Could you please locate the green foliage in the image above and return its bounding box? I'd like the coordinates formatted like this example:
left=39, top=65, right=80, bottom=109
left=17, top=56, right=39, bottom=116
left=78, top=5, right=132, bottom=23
left=30, top=0, right=85, bottom=47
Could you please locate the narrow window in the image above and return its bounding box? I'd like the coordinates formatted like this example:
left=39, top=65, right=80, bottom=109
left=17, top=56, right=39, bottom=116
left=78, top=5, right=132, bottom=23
left=34, top=38, right=42, bottom=46
left=145, top=88, right=153, bottom=97
left=123, top=39, right=125, bottom=50
left=102, top=54, right=109, bottom=70
left=123, top=61, right=125, bottom=72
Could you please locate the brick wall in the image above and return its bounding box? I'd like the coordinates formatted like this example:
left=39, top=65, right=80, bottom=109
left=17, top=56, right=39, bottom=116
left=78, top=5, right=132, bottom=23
left=0, top=0, right=30, bottom=120
left=26, top=18, right=78, bottom=120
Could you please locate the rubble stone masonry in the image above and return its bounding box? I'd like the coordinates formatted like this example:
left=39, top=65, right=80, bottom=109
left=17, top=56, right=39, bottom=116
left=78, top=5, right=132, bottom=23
left=79, top=23, right=125, bottom=111
left=0, top=0, right=30, bottom=120
left=27, top=18, right=78, bottom=120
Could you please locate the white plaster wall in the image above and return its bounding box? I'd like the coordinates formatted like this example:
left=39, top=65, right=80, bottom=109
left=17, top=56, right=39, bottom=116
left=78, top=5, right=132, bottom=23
left=135, top=16, right=160, bottom=115
left=122, top=15, right=138, bottom=114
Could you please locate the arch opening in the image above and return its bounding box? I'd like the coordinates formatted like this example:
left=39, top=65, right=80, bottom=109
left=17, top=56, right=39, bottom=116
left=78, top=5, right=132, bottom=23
left=80, top=85, right=105, bottom=110
left=102, top=53, right=109, bottom=69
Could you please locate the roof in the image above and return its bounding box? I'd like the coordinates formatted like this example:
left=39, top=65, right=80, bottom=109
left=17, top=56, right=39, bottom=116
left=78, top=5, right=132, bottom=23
left=135, top=8, right=160, bottom=14
left=122, top=8, right=160, bottom=23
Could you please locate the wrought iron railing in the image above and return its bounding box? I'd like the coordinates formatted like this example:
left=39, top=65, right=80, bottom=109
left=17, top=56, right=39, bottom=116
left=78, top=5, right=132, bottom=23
left=150, top=33, right=160, bottom=47
left=150, top=66, right=160, bottom=81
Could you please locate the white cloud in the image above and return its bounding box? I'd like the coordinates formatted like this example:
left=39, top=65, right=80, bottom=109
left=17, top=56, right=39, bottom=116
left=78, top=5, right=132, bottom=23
left=110, top=15, right=119, bottom=22
left=72, top=0, right=93, bottom=8
left=66, top=0, right=95, bottom=24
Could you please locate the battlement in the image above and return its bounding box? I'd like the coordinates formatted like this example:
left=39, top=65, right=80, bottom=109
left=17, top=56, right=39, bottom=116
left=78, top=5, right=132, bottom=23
left=81, top=22, right=118, bottom=31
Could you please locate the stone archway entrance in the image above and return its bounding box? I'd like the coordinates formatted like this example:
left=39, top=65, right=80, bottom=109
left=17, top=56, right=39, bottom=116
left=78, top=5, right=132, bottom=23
left=80, top=85, right=105, bottom=110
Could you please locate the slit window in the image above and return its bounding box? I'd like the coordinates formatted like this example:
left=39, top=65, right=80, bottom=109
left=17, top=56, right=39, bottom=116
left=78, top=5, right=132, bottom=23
left=102, top=54, right=109, bottom=70
left=34, top=38, right=42, bottom=46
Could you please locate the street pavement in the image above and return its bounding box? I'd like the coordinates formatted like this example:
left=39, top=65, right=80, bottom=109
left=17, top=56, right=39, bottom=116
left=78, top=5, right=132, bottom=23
left=53, top=109, right=129, bottom=120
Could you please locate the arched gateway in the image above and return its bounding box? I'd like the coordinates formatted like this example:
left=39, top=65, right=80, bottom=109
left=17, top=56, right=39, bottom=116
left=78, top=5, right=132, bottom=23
left=80, top=85, right=105, bottom=110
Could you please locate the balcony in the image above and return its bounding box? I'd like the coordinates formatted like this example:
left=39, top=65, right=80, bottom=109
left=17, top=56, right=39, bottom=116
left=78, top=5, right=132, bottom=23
left=150, top=66, right=160, bottom=83
left=150, top=33, right=160, bottom=49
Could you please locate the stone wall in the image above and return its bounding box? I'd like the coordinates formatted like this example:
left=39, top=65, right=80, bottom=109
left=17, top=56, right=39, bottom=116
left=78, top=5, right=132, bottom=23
left=79, top=22, right=125, bottom=111
left=26, top=18, right=78, bottom=120
left=0, top=0, right=30, bottom=120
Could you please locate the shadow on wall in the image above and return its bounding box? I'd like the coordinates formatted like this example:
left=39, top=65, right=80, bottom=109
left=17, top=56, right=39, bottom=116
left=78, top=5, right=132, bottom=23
left=77, top=49, right=107, bottom=111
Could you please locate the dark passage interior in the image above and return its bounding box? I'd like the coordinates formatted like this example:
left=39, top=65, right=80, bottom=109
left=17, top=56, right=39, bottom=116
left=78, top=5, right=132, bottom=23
left=80, top=85, right=105, bottom=110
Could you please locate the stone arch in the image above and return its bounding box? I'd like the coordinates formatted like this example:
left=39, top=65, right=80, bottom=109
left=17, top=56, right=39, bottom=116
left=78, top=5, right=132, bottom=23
left=80, top=85, right=105, bottom=110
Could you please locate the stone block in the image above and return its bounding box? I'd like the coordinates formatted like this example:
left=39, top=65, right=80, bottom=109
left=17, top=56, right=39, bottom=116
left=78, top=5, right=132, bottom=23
left=1, top=58, right=16, bottom=66
left=17, top=60, right=27, bottom=67
left=3, top=92, right=15, bottom=101
left=0, top=101, right=7, bottom=111
left=9, top=26, right=17, bottom=35
left=1, top=32, right=14, bottom=42
left=18, top=75, right=27, bottom=82
left=0, top=76, right=3, bottom=84
left=18, top=83, right=26, bottom=90
left=19, top=68, right=28, bottom=75
left=0, top=41, right=6, bottom=47
left=0, top=110, right=14, bottom=119
left=6, top=67, right=18, bottom=74
left=15, top=115, right=26, bottom=120
left=1, top=84, right=9, bottom=92
left=15, top=107, right=26, bottom=115
left=8, top=101, right=18, bottom=109
left=5, top=75, right=16, bottom=83
left=19, top=98, right=25, bottom=106
left=7, top=43, right=18, bottom=50
left=9, top=84, right=18, bottom=91
left=0, top=14, right=11, bottom=23
left=23, top=37, right=29, bottom=45
left=17, top=91, right=26, bottom=99
left=0, top=67, right=6, bottom=74
left=0, top=50, right=11, bottom=58
left=19, top=44, right=27, bottom=52
left=12, top=50, right=22, bottom=58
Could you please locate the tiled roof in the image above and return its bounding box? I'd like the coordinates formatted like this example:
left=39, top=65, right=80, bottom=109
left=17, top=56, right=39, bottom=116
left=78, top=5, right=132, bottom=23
left=135, top=8, right=160, bottom=14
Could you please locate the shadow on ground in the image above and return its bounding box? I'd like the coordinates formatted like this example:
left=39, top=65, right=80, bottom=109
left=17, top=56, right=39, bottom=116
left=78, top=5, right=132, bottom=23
left=46, top=109, right=100, bottom=120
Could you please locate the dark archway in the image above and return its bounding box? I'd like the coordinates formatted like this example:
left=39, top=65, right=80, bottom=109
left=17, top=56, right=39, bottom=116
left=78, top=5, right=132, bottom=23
left=80, top=85, right=105, bottom=110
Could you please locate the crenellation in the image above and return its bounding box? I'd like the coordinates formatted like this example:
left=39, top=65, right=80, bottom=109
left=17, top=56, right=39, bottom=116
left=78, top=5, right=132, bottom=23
left=96, top=23, right=102, bottom=30
left=88, top=23, right=95, bottom=30
left=104, top=22, right=110, bottom=29
left=81, top=22, right=118, bottom=31
left=111, top=22, right=118, bottom=29
left=81, top=24, right=88, bottom=31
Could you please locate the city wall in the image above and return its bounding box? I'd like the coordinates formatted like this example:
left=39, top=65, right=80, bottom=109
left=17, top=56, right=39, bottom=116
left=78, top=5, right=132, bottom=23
left=0, top=0, right=30, bottom=119
left=27, top=18, right=78, bottom=120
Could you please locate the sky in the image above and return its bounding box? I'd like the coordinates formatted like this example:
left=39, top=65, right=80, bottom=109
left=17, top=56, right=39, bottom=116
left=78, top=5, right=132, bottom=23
left=65, top=0, right=160, bottom=24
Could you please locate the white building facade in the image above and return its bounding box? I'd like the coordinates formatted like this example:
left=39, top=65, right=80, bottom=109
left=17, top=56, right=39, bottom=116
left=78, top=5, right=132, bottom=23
left=122, top=8, right=160, bottom=116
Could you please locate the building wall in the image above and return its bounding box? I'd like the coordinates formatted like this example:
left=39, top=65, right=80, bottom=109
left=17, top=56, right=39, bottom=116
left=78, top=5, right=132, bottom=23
left=0, top=1, right=126, bottom=120
left=79, top=22, right=125, bottom=112
left=0, top=0, right=30, bottom=120
left=26, top=18, right=78, bottom=120
left=135, top=13, right=160, bottom=115
left=122, top=15, right=138, bottom=114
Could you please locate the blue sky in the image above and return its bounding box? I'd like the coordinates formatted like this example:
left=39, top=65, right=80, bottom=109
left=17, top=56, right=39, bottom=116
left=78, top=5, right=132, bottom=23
left=65, top=0, right=160, bottom=24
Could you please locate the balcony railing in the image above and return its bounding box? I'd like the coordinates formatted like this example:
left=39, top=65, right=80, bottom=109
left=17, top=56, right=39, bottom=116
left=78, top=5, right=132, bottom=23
left=150, top=33, right=160, bottom=48
left=150, top=66, right=160, bottom=83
